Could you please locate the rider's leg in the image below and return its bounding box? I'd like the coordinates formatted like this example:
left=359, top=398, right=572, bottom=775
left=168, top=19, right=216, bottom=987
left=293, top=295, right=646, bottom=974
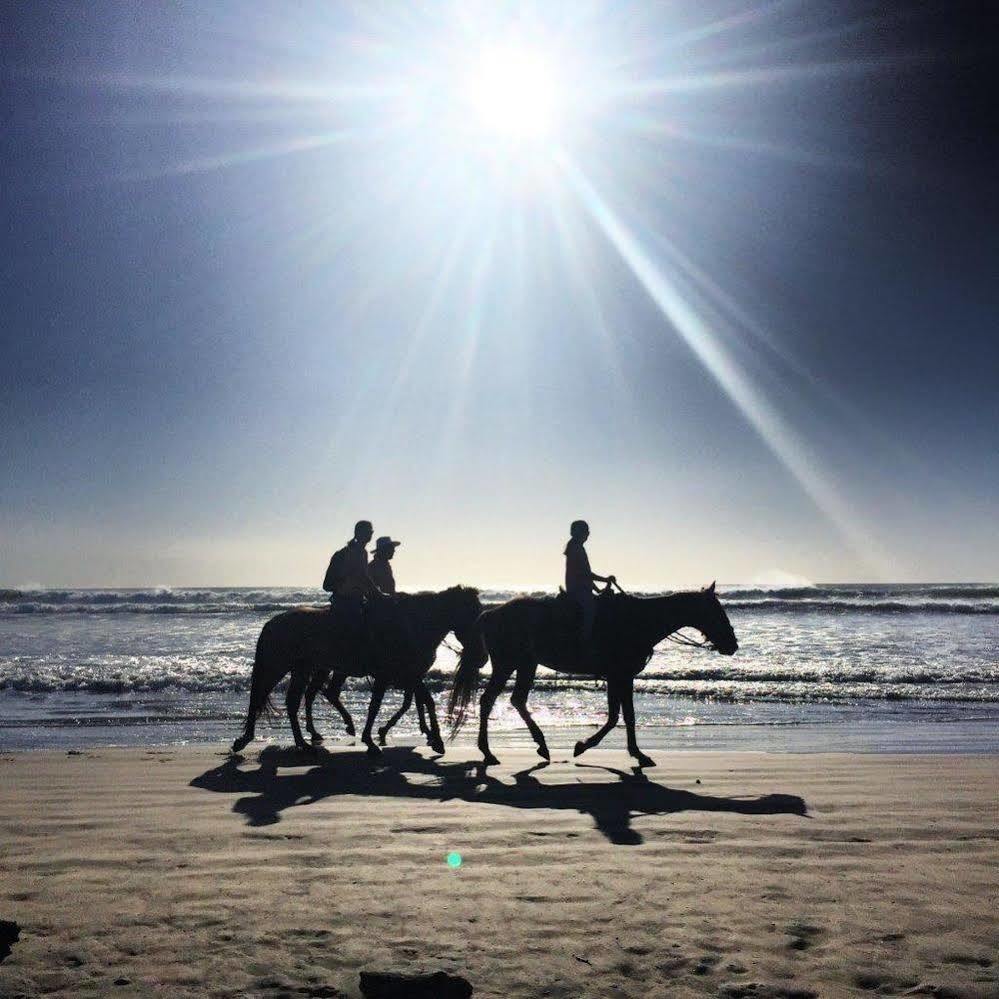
left=510, top=663, right=549, bottom=761
left=573, top=680, right=622, bottom=757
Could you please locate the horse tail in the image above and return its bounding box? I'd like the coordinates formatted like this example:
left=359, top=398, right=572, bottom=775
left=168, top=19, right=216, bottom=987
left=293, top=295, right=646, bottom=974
left=231, top=618, right=285, bottom=752
left=447, top=613, right=489, bottom=737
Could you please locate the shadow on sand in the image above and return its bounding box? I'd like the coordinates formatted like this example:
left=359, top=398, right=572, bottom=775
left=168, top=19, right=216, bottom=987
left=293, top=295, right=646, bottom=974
left=191, top=746, right=807, bottom=845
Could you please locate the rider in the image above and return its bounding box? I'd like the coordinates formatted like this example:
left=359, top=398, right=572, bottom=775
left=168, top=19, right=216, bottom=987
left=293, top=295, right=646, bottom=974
left=368, top=536, right=400, bottom=595
left=564, top=519, right=615, bottom=642
left=323, top=520, right=379, bottom=625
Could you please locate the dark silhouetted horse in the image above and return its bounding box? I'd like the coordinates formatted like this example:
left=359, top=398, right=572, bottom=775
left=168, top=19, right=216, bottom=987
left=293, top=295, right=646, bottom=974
left=448, top=583, right=737, bottom=767
left=232, top=586, right=485, bottom=755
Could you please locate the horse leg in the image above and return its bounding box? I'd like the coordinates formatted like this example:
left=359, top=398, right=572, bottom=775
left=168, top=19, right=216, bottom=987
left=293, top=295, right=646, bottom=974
left=416, top=694, right=429, bottom=738
left=572, top=682, right=622, bottom=758
left=322, top=674, right=355, bottom=737
left=478, top=664, right=514, bottom=766
left=232, top=645, right=286, bottom=753
left=621, top=677, right=655, bottom=767
left=377, top=689, right=413, bottom=746
left=285, top=668, right=311, bottom=752
left=361, top=679, right=387, bottom=757
left=510, top=663, right=549, bottom=761
left=304, top=669, right=329, bottom=743
left=416, top=681, right=446, bottom=755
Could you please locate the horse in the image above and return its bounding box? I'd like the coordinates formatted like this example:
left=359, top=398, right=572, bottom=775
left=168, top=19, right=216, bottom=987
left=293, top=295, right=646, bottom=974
left=447, top=582, right=738, bottom=767
left=231, top=585, right=486, bottom=755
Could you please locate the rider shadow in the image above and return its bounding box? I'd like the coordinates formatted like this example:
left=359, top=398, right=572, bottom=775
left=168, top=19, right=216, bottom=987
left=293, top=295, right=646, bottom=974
left=192, top=747, right=807, bottom=845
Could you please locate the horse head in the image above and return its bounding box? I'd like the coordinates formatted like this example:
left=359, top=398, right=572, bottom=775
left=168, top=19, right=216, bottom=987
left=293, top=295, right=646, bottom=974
left=442, top=585, right=483, bottom=646
left=690, top=581, right=738, bottom=655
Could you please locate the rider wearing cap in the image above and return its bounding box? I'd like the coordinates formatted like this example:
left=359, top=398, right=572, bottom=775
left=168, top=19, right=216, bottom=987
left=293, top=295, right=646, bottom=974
left=369, top=536, right=400, bottom=596
left=564, top=519, right=615, bottom=641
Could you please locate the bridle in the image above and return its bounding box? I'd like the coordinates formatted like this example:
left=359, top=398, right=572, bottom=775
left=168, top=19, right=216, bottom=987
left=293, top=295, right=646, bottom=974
left=664, top=629, right=714, bottom=651
left=605, top=579, right=720, bottom=652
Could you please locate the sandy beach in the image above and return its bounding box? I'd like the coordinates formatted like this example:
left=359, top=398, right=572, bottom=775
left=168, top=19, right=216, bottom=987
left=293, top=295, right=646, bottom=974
left=0, top=745, right=996, bottom=998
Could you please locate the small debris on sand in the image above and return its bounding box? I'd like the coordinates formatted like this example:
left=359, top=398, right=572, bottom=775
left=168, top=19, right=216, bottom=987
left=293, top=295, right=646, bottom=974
left=360, top=969, right=473, bottom=998
left=0, top=920, right=21, bottom=963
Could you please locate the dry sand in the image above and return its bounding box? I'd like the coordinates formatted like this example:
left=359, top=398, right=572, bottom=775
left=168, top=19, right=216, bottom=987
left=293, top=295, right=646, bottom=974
left=0, top=744, right=996, bottom=998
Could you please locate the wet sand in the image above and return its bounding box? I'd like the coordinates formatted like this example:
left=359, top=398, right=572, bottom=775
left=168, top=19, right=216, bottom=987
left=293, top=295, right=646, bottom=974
left=0, top=745, right=996, bottom=998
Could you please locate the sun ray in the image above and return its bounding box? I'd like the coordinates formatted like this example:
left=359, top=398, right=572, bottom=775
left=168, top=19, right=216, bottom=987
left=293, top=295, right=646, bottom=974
left=614, top=49, right=941, bottom=97
left=558, top=151, right=893, bottom=572
left=116, top=127, right=393, bottom=181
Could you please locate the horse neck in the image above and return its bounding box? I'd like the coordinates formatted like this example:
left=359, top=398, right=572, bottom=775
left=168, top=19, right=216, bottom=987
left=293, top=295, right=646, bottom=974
left=635, top=592, right=701, bottom=645
left=408, top=589, right=465, bottom=647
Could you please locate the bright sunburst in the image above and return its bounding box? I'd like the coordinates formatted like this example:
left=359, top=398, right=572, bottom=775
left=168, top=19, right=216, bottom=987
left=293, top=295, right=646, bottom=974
left=90, top=4, right=919, bottom=573
left=465, top=44, right=564, bottom=142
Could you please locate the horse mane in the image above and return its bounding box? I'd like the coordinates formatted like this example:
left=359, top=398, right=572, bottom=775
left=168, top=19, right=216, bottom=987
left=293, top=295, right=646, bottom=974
left=395, top=584, right=479, bottom=607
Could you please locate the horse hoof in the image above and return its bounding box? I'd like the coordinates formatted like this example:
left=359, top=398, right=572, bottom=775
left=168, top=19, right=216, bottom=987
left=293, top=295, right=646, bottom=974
left=345, top=725, right=356, bottom=737
left=377, top=730, right=388, bottom=746
left=537, top=745, right=550, bottom=761
left=482, top=752, right=500, bottom=766
left=311, top=733, right=325, bottom=744
left=429, top=737, right=446, bottom=755
left=365, top=744, right=383, bottom=758
left=231, top=737, right=249, bottom=753
left=634, top=753, right=656, bottom=768
left=572, top=741, right=587, bottom=758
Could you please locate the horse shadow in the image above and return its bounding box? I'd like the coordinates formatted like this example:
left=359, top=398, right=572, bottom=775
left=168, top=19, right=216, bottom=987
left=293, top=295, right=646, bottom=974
left=190, top=746, right=807, bottom=846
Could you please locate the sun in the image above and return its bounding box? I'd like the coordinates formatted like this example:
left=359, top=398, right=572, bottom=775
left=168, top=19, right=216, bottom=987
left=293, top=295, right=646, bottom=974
left=465, top=44, right=564, bottom=142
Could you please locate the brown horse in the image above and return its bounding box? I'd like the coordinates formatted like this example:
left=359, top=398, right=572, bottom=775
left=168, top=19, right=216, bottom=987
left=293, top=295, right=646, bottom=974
left=448, top=583, right=737, bottom=767
left=232, top=586, right=486, bottom=755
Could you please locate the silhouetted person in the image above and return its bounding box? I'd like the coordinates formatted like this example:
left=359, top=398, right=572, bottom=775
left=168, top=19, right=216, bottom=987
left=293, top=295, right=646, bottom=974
left=564, top=520, right=615, bottom=641
left=323, top=520, right=379, bottom=623
left=369, top=536, right=400, bottom=595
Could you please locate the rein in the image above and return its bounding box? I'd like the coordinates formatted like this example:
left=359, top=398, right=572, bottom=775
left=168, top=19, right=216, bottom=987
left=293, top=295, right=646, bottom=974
left=664, top=629, right=713, bottom=650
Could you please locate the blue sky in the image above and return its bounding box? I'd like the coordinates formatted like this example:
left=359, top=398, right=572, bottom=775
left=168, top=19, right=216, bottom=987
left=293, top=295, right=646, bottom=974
left=2, top=1, right=997, bottom=587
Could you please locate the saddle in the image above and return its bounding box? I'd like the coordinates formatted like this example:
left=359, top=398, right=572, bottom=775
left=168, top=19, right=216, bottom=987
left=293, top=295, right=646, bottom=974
left=547, top=590, right=617, bottom=671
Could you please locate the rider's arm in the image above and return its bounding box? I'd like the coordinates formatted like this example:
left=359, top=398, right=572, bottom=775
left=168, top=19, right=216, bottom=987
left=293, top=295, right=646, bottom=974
left=590, top=572, right=616, bottom=589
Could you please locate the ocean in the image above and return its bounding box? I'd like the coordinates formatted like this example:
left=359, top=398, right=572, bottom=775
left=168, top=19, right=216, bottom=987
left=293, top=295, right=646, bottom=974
left=1, top=584, right=997, bottom=753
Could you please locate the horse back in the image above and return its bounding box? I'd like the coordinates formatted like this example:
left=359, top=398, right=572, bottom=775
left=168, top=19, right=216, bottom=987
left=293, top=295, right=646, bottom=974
left=256, top=605, right=336, bottom=658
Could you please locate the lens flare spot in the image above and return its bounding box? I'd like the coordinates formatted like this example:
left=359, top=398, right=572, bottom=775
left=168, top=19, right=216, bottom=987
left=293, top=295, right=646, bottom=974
left=446, top=851, right=463, bottom=869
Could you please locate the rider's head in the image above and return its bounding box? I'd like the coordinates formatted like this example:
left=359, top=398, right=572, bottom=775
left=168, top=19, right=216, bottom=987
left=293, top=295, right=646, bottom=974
left=353, top=520, right=374, bottom=544
left=373, top=536, right=400, bottom=560
left=570, top=520, right=590, bottom=542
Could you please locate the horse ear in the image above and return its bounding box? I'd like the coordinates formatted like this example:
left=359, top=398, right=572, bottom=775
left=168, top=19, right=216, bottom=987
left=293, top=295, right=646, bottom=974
left=706, top=580, right=716, bottom=594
